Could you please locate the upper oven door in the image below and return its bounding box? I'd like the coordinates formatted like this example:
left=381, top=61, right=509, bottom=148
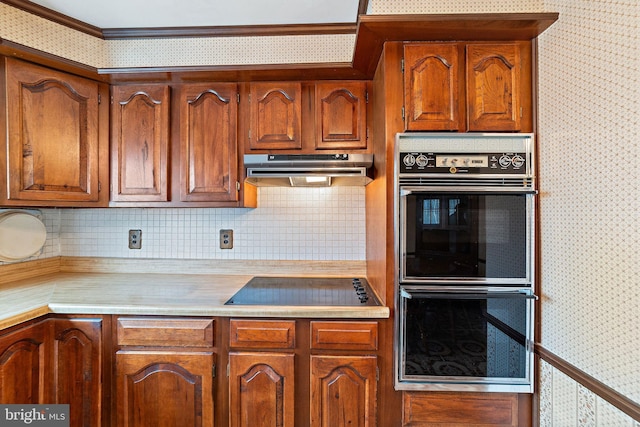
left=399, top=187, right=535, bottom=285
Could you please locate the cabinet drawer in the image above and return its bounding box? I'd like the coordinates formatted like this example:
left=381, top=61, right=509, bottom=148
left=229, top=319, right=295, bottom=349
left=403, top=392, right=519, bottom=426
left=310, top=321, right=378, bottom=351
left=116, top=317, right=214, bottom=347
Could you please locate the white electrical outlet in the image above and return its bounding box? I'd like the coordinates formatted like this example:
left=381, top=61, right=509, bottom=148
left=220, top=229, right=233, bottom=249
left=129, top=230, right=142, bottom=249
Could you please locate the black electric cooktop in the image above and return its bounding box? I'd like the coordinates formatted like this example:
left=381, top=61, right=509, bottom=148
left=224, top=277, right=380, bottom=306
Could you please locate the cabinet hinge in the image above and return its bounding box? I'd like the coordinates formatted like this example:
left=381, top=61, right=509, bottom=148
left=98, top=182, right=101, bottom=192
left=212, top=363, right=216, bottom=378
left=401, top=58, right=404, bottom=73
left=237, top=93, right=240, bottom=104
left=365, top=90, right=369, bottom=104
left=366, top=127, right=370, bottom=140
left=236, top=181, right=240, bottom=192
left=98, top=93, right=101, bottom=104
left=376, top=366, right=380, bottom=381
left=401, top=107, right=405, bottom=120
left=248, top=129, right=251, bottom=141
left=227, top=363, right=230, bottom=377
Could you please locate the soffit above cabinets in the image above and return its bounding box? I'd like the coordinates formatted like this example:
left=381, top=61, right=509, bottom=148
left=0, top=2, right=558, bottom=82
left=10, top=0, right=367, bottom=38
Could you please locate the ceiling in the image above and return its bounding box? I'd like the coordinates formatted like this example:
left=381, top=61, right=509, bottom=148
left=26, top=0, right=364, bottom=29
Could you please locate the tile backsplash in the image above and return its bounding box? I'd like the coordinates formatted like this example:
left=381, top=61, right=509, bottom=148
left=20, top=187, right=366, bottom=262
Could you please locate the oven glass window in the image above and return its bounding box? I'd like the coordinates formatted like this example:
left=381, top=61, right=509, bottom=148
left=404, top=193, right=529, bottom=279
left=402, top=293, right=529, bottom=380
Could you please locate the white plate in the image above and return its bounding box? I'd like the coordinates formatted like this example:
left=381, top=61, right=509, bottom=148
left=0, top=212, right=47, bottom=261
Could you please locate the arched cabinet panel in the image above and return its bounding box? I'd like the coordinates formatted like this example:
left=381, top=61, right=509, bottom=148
left=3, top=58, right=107, bottom=206
left=404, top=44, right=462, bottom=131
left=111, top=86, right=170, bottom=202
left=0, top=321, right=46, bottom=404
left=466, top=44, right=521, bottom=131
left=310, top=355, right=377, bottom=427
left=178, top=84, right=238, bottom=202
left=228, top=352, right=295, bottom=427
left=250, top=83, right=302, bottom=150
left=115, top=351, right=215, bottom=427
left=316, top=82, right=368, bottom=149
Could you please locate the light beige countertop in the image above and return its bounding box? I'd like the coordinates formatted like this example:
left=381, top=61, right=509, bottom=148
left=0, top=258, right=389, bottom=330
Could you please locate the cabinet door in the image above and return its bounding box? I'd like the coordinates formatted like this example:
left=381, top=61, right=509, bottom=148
left=315, top=82, right=367, bottom=150
left=52, top=318, right=103, bottom=427
left=229, top=352, right=295, bottom=427
left=404, top=43, right=463, bottom=131
left=249, top=82, right=301, bottom=150
left=3, top=58, right=106, bottom=205
left=111, top=85, right=170, bottom=202
left=310, top=355, right=377, bottom=427
left=177, top=84, right=238, bottom=202
left=466, top=44, right=521, bottom=131
left=0, top=320, right=47, bottom=403
left=115, top=350, right=215, bottom=427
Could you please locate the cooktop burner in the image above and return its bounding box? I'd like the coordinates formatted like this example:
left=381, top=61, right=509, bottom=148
left=224, top=277, right=380, bottom=306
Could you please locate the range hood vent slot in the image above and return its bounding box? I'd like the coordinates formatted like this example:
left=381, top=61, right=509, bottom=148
left=244, top=154, right=373, bottom=187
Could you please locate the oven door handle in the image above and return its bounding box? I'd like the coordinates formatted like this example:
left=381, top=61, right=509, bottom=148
left=399, top=288, right=539, bottom=300
left=400, top=186, right=538, bottom=195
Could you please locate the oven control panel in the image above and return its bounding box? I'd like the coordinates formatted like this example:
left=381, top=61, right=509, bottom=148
left=400, top=152, right=528, bottom=174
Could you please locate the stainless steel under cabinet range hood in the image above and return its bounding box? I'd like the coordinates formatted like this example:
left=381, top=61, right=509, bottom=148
left=244, top=154, right=373, bottom=187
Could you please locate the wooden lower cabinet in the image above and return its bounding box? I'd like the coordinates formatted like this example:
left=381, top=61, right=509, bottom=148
left=52, top=318, right=105, bottom=427
left=310, top=355, right=377, bottom=427
left=115, top=351, right=215, bottom=427
left=0, top=316, right=105, bottom=427
left=228, top=352, right=295, bottom=427
left=226, top=319, right=378, bottom=427
left=0, top=319, right=47, bottom=404
left=113, top=316, right=216, bottom=427
left=403, top=391, right=530, bottom=427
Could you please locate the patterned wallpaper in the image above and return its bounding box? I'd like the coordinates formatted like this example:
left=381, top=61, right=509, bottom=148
left=1, top=0, right=546, bottom=69
left=537, top=0, right=640, bottom=424
left=0, top=0, right=639, bottom=425
left=0, top=3, right=354, bottom=68
left=0, top=3, right=106, bottom=67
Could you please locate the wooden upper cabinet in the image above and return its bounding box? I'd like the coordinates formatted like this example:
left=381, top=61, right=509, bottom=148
left=315, top=82, right=368, bottom=150
left=404, top=42, right=530, bottom=132
left=249, top=82, right=302, bottom=150
left=2, top=58, right=108, bottom=206
left=466, top=43, right=521, bottom=132
left=177, top=83, right=239, bottom=202
left=404, top=44, right=463, bottom=131
left=111, top=85, right=170, bottom=202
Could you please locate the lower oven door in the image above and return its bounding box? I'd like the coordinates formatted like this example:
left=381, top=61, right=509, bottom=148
left=396, top=286, right=536, bottom=393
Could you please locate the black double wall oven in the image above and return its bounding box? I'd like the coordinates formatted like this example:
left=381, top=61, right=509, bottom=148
left=394, top=133, right=537, bottom=393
